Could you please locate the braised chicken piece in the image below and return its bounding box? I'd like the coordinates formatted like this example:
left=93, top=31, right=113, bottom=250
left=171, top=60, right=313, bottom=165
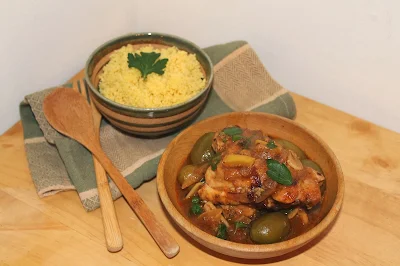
left=221, top=205, right=256, bottom=224
left=178, top=126, right=326, bottom=244
left=272, top=167, right=324, bottom=209
left=197, top=184, right=247, bottom=205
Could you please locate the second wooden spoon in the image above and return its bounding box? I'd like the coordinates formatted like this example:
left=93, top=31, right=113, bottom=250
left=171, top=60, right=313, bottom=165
left=43, top=88, right=180, bottom=258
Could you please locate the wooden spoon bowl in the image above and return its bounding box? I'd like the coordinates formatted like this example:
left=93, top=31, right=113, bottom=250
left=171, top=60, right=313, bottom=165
left=43, top=88, right=179, bottom=258
left=157, top=112, right=344, bottom=259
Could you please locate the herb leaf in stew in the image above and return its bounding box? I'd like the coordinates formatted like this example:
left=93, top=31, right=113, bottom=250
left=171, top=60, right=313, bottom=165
left=266, top=159, right=293, bottom=186
left=216, top=224, right=228, bottom=240
left=266, top=140, right=277, bottom=149
left=190, top=196, right=203, bottom=215
left=222, top=126, right=243, bottom=136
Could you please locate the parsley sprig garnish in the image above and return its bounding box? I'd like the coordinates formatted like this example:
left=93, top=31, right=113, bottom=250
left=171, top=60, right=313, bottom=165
left=127, top=52, right=168, bottom=80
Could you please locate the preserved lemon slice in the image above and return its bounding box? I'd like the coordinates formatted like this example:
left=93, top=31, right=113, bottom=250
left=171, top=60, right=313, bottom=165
left=222, top=154, right=255, bottom=167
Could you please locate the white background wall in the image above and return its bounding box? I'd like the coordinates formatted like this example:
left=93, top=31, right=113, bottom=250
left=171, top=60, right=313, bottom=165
left=1, top=0, right=399, bottom=134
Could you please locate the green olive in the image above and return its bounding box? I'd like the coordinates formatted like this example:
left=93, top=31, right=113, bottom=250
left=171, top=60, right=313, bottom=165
left=250, top=212, right=290, bottom=244
left=178, top=165, right=197, bottom=185
left=274, top=139, right=307, bottom=160
left=190, top=132, right=215, bottom=165
left=301, top=159, right=323, bottom=174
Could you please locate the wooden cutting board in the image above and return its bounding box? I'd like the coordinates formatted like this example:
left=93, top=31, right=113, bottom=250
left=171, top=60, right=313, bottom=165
left=0, top=70, right=399, bottom=265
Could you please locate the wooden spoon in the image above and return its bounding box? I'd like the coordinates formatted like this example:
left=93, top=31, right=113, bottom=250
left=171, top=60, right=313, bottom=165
left=43, top=88, right=180, bottom=258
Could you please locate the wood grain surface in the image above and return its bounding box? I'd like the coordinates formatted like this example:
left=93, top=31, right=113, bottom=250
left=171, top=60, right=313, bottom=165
left=0, top=71, right=399, bottom=265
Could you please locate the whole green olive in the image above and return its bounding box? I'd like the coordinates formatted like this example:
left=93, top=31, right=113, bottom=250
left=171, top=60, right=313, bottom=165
left=301, top=159, right=323, bottom=174
left=190, top=132, right=215, bottom=165
left=250, top=212, right=291, bottom=244
left=178, top=164, right=198, bottom=185
left=274, top=139, right=307, bottom=160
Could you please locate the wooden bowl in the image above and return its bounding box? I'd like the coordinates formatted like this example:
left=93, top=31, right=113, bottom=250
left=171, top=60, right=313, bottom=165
left=84, top=32, right=213, bottom=137
left=157, top=112, right=344, bottom=259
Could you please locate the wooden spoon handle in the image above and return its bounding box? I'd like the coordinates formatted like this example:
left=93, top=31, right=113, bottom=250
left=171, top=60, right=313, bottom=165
left=93, top=156, right=124, bottom=252
left=92, top=147, right=179, bottom=258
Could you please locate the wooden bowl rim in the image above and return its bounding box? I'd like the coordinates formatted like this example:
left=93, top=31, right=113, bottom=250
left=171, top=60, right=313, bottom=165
left=157, top=112, right=345, bottom=254
left=84, top=32, right=214, bottom=113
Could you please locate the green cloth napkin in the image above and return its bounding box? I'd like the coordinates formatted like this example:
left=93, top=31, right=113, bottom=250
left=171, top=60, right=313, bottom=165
left=20, top=41, right=296, bottom=211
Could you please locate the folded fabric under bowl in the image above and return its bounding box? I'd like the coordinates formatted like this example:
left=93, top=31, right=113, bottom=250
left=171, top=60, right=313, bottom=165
left=20, top=40, right=296, bottom=211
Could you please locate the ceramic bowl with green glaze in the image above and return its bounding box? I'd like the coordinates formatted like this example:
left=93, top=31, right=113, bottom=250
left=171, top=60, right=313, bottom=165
left=84, top=32, right=213, bottom=137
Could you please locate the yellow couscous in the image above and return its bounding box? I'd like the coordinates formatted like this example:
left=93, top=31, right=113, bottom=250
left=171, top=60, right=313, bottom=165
left=99, top=45, right=206, bottom=108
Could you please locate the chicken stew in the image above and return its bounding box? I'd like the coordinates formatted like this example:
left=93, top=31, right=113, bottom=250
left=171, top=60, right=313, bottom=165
left=176, top=126, right=326, bottom=244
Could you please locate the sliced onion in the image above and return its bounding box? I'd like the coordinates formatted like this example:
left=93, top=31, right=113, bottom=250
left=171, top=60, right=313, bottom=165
left=220, top=215, right=230, bottom=227
left=198, top=208, right=222, bottom=221
left=287, top=208, right=299, bottom=219
left=286, top=150, right=303, bottom=170
left=203, top=201, right=217, bottom=211
left=185, top=182, right=204, bottom=199
left=182, top=174, right=203, bottom=189
left=298, top=208, right=309, bottom=225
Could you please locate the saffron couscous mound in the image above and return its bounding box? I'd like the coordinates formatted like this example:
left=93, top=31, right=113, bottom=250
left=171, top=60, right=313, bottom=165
left=99, top=45, right=206, bottom=108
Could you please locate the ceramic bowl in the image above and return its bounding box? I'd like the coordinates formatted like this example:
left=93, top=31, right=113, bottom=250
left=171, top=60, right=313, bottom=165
left=84, top=32, right=213, bottom=137
left=157, top=112, right=344, bottom=259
